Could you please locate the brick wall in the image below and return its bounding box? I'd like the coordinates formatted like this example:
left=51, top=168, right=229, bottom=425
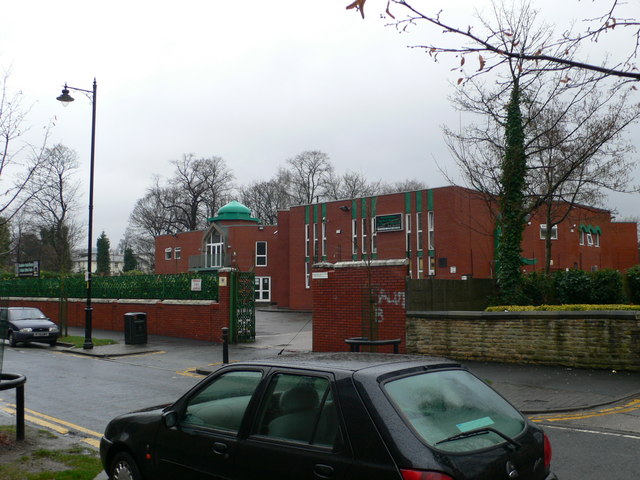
left=6, top=271, right=235, bottom=343
left=406, top=311, right=640, bottom=371
left=312, top=260, right=409, bottom=353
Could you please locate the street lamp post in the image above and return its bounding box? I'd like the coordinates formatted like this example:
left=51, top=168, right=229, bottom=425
left=56, top=79, right=97, bottom=350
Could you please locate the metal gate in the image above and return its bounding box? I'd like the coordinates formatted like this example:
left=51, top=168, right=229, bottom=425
left=229, top=271, right=255, bottom=343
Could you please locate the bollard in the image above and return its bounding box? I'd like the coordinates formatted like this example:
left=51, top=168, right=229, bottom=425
left=222, top=327, right=229, bottom=364
left=0, top=373, right=27, bottom=441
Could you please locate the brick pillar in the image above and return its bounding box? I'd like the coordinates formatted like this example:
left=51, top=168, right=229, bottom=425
left=312, top=260, right=409, bottom=353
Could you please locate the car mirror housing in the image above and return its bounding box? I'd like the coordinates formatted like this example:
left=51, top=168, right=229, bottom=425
left=162, top=410, right=178, bottom=428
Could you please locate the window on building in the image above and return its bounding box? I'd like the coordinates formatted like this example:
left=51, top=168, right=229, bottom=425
left=305, top=262, right=310, bottom=289
left=165, top=248, right=172, bottom=260
left=305, top=224, right=310, bottom=258
left=256, top=241, right=267, bottom=267
left=205, top=230, right=224, bottom=268
left=416, top=212, right=423, bottom=252
left=417, top=257, right=424, bottom=278
left=428, top=256, right=436, bottom=276
left=254, top=276, right=271, bottom=301
left=579, top=231, right=585, bottom=245
left=361, top=218, right=368, bottom=254
left=595, top=233, right=600, bottom=247
left=321, top=222, right=327, bottom=258
left=174, top=247, right=181, bottom=260
left=352, top=219, right=358, bottom=255
left=540, top=224, right=558, bottom=240
left=371, top=218, right=377, bottom=254
left=586, top=232, right=594, bottom=246
left=405, top=214, right=412, bottom=255
left=313, top=223, right=319, bottom=259
left=428, top=211, right=435, bottom=251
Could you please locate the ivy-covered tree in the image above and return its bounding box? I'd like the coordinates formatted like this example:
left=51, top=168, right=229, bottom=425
left=496, top=81, right=527, bottom=304
left=96, top=231, right=111, bottom=276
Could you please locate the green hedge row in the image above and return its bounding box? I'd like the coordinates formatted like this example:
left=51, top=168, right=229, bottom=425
left=516, top=265, right=640, bottom=306
left=0, top=272, right=219, bottom=301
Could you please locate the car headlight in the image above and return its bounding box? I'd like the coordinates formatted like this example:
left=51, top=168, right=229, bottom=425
left=49, top=327, right=59, bottom=332
left=19, top=327, right=33, bottom=333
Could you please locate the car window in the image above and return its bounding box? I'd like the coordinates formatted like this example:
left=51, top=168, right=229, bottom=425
left=384, top=369, right=526, bottom=453
left=182, top=370, right=262, bottom=433
left=9, top=308, right=46, bottom=320
left=253, top=373, right=342, bottom=448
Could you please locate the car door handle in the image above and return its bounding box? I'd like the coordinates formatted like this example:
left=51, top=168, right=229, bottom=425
left=314, top=464, right=334, bottom=478
left=212, top=442, right=229, bottom=459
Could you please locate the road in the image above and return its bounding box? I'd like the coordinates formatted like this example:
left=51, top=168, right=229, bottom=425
left=1, top=332, right=639, bottom=479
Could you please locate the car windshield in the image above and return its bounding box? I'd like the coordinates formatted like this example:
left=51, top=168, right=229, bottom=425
left=384, top=369, right=525, bottom=453
left=10, top=309, right=47, bottom=320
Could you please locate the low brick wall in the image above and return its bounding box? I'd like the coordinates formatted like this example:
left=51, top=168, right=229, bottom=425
left=406, top=310, right=640, bottom=371
left=5, top=297, right=227, bottom=343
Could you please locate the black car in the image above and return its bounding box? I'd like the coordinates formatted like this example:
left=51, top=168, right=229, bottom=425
left=2, top=307, right=60, bottom=347
left=100, top=353, right=558, bottom=480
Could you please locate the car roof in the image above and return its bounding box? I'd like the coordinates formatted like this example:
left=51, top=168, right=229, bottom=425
left=232, top=352, right=462, bottom=375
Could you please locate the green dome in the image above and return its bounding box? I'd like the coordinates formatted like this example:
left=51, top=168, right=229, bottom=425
left=209, top=201, right=260, bottom=223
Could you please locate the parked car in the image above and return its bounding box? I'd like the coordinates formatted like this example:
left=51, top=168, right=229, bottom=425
left=100, top=353, right=557, bottom=480
left=2, top=307, right=60, bottom=347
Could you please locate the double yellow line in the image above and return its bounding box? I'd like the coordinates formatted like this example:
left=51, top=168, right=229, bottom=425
left=530, top=398, right=640, bottom=423
left=0, top=401, right=102, bottom=448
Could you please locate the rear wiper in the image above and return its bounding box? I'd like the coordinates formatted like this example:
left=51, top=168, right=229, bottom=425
left=435, top=427, right=520, bottom=448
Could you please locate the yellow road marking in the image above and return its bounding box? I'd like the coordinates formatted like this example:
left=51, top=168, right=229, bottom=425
left=2, top=401, right=102, bottom=444
left=530, top=398, right=640, bottom=423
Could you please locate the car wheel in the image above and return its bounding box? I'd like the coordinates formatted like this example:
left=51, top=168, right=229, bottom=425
left=8, top=331, right=17, bottom=347
left=110, top=451, right=142, bottom=480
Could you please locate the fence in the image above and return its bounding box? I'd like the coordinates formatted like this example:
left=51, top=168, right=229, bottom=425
left=406, top=278, right=498, bottom=311
left=0, top=273, right=219, bottom=301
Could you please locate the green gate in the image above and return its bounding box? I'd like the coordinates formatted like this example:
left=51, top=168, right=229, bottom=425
left=229, top=271, right=255, bottom=343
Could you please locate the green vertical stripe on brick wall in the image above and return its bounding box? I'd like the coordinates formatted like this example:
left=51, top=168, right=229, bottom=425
left=371, top=197, right=377, bottom=217
left=352, top=199, right=357, bottom=219
left=427, top=189, right=434, bottom=210
left=313, top=204, right=318, bottom=223
left=305, top=206, right=310, bottom=224
left=416, top=191, right=423, bottom=211
left=405, top=192, right=411, bottom=213
left=361, top=198, right=367, bottom=219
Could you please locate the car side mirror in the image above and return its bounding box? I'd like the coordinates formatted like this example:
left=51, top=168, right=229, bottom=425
left=162, top=410, right=178, bottom=428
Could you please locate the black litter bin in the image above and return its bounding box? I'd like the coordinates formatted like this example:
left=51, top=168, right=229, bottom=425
left=124, top=312, right=147, bottom=345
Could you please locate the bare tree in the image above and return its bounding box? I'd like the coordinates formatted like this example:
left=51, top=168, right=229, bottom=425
left=348, top=0, right=640, bottom=81
left=169, top=154, right=235, bottom=229
left=0, top=69, right=51, bottom=227
left=25, top=144, right=82, bottom=272
left=379, top=179, right=428, bottom=194
left=324, top=170, right=382, bottom=200
left=286, top=150, right=334, bottom=204
left=240, top=168, right=292, bottom=224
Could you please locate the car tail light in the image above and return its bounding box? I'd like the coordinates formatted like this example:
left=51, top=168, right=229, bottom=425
left=543, top=433, right=553, bottom=470
left=400, top=469, right=455, bottom=480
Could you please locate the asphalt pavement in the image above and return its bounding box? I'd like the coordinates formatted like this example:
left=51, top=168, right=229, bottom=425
left=55, top=308, right=640, bottom=415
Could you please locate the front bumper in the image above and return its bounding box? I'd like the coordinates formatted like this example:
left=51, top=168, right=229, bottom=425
left=15, top=331, right=59, bottom=344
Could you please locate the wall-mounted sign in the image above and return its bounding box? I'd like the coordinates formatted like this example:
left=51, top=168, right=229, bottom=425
left=15, top=260, right=40, bottom=277
left=191, top=279, right=202, bottom=291
left=375, top=213, right=403, bottom=232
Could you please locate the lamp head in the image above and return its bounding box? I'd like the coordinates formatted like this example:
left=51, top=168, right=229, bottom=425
left=56, top=86, right=75, bottom=106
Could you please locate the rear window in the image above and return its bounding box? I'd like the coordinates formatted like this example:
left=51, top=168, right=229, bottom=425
left=384, top=369, right=525, bottom=453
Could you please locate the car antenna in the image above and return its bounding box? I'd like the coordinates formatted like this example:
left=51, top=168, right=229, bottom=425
left=278, top=316, right=312, bottom=356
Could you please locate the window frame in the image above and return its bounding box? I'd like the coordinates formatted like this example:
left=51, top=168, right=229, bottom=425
left=164, top=248, right=172, bottom=261
left=256, top=241, right=268, bottom=267
left=539, top=224, right=558, bottom=240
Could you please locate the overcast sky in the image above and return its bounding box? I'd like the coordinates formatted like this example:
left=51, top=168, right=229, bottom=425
left=2, top=0, right=638, bottom=246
